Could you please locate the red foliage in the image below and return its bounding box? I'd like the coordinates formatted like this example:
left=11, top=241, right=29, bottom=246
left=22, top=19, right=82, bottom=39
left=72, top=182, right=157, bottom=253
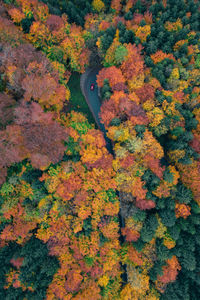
left=118, top=97, right=147, bottom=119
left=127, top=245, right=144, bottom=265
left=178, top=161, right=200, bottom=205
left=112, top=82, right=128, bottom=92
left=190, top=134, right=200, bottom=154
left=1, top=44, right=44, bottom=98
left=135, top=198, right=156, bottom=210
left=144, top=154, right=165, bottom=179
left=120, top=155, right=135, bottom=169
left=10, top=257, right=24, bottom=269
left=135, top=83, right=155, bottom=103
left=133, top=13, right=144, bottom=25
left=121, top=227, right=140, bottom=242
left=46, top=15, right=64, bottom=31
left=111, top=0, right=122, bottom=13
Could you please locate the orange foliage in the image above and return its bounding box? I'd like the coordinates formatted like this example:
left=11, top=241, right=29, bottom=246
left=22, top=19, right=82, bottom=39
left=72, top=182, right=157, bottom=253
left=120, top=43, right=144, bottom=86
left=99, top=20, right=111, bottom=31
left=157, top=256, right=181, bottom=285
left=65, top=270, right=83, bottom=293
left=97, top=66, right=125, bottom=88
left=111, top=0, right=122, bottom=13
left=126, top=245, right=144, bottom=266
left=99, top=220, right=119, bottom=239
left=8, top=8, right=25, bottom=23
left=175, top=203, right=191, bottom=219
left=150, top=50, right=175, bottom=64
left=124, top=0, right=135, bottom=13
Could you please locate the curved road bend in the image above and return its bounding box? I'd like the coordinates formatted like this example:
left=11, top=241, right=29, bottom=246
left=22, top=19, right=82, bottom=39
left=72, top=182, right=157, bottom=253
left=81, top=68, right=113, bottom=154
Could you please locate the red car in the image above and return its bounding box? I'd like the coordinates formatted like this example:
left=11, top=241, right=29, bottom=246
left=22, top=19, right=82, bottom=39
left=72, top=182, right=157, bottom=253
left=90, top=83, right=95, bottom=91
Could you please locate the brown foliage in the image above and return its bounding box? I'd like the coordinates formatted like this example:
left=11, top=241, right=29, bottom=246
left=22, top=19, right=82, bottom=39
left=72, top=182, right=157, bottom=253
left=0, top=93, right=16, bottom=129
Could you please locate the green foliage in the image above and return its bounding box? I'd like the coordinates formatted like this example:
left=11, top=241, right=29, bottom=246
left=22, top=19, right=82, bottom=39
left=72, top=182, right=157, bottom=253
left=0, top=238, right=59, bottom=299
left=160, top=209, right=176, bottom=227
left=176, top=182, right=193, bottom=204
left=114, top=45, right=128, bottom=65
left=19, top=237, right=59, bottom=296
left=156, top=239, right=172, bottom=262
left=101, top=79, right=112, bottom=101
left=142, top=169, right=160, bottom=192
left=140, top=214, right=158, bottom=242
left=149, top=261, right=165, bottom=281
left=110, top=117, right=121, bottom=126
left=46, top=46, right=65, bottom=64
left=168, top=225, right=181, bottom=241
left=132, top=208, right=147, bottom=222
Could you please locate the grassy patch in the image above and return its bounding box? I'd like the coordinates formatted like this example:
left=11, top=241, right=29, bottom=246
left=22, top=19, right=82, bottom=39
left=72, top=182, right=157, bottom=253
left=67, top=72, right=95, bottom=124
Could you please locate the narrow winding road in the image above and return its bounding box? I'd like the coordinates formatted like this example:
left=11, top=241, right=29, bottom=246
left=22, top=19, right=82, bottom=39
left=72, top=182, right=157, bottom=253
left=80, top=68, right=113, bottom=153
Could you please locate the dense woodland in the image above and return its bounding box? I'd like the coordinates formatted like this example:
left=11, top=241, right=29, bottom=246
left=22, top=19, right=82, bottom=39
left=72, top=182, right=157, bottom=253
left=0, top=0, right=200, bottom=299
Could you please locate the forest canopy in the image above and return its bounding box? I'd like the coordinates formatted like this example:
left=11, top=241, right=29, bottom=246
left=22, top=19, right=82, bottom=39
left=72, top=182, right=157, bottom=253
left=0, top=0, right=200, bottom=299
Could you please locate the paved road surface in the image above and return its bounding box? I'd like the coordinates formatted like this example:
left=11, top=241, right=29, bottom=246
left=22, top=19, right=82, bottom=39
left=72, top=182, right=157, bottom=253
left=81, top=68, right=113, bottom=153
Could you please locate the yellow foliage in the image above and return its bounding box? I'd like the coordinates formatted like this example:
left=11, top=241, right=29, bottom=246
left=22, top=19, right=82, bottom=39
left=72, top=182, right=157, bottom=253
left=127, top=265, right=149, bottom=295
left=38, top=198, right=48, bottom=209
left=104, top=38, right=120, bottom=66
left=129, top=92, right=140, bottom=104
left=168, top=149, right=185, bottom=163
left=168, top=165, right=180, bottom=185
left=163, top=235, right=176, bottom=249
left=114, top=127, right=130, bottom=142
left=155, top=217, right=167, bottom=239
left=128, top=73, right=145, bottom=90
left=149, top=77, right=161, bottom=89
left=120, top=283, right=136, bottom=300
left=165, top=18, right=183, bottom=31
left=72, top=218, right=83, bottom=234
left=147, top=107, right=164, bottom=127
left=162, top=100, right=178, bottom=116
left=98, top=275, right=110, bottom=287
left=77, top=205, right=92, bottom=220
left=96, top=37, right=101, bottom=49
left=126, top=217, right=143, bottom=232
left=171, top=68, right=180, bottom=79
left=135, top=25, right=151, bottom=42
left=80, top=145, right=106, bottom=164
left=142, top=99, right=155, bottom=111
left=92, top=0, right=105, bottom=12
left=178, top=80, right=188, bottom=91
